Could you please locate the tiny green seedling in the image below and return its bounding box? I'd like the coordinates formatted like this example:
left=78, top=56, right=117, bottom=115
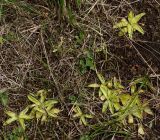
left=130, top=76, right=155, bottom=93
left=52, top=37, right=64, bottom=53
left=4, top=127, right=27, bottom=140
left=73, top=105, right=93, bottom=126
left=4, top=107, right=32, bottom=130
left=75, top=31, right=85, bottom=45
left=79, top=50, right=95, bottom=74
left=80, top=134, right=90, bottom=140
left=0, top=36, right=4, bottom=45
left=113, top=11, right=145, bottom=39
left=75, top=0, right=82, bottom=8
left=69, top=95, right=77, bottom=103
left=0, top=88, right=8, bottom=107
left=28, top=90, right=60, bottom=122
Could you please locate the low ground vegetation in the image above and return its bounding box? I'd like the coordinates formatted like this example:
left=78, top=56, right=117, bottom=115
left=0, top=0, right=160, bottom=139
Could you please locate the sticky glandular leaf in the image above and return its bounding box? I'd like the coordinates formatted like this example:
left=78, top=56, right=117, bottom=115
left=127, top=24, right=133, bottom=39
left=138, top=124, right=145, bottom=135
left=128, top=11, right=134, bottom=23
left=132, top=13, right=145, bottom=24
left=113, top=18, right=128, bottom=28
left=88, top=83, right=100, bottom=88
left=102, top=100, right=108, bottom=113
left=144, top=106, right=153, bottom=115
left=132, top=24, right=144, bottom=34
left=27, top=95, right=40, bottom=105
left=97, top=73, right=106, bottom=84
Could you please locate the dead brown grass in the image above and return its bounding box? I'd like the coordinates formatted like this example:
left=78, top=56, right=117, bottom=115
left=0, top=0, right=160, bottom=139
